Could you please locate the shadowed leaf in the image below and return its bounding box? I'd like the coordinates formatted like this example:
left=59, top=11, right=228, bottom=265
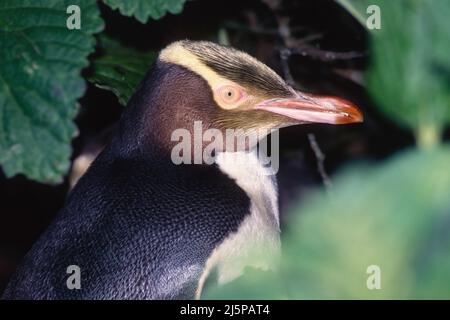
left=103, top=0, right=186, bottom=23
left=88, top=36, right=156, bottom=105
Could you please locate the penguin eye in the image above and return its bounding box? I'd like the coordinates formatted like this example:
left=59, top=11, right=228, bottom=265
left=216, top=85, right=246, bottom=107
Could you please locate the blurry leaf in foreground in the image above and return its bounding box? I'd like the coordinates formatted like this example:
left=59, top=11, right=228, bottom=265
left=204, top=269, right=288, bottom=300
left=103, top=0, right=186, bottom=23
left=0, top=0, right=103, bottom=183
left=367, top=0, right=450, bottom=147
left=335, top=0, right=373, bottom=26
left=88, top=36, right=156, bottom=105
left=205, top=147, right=450, bottom=299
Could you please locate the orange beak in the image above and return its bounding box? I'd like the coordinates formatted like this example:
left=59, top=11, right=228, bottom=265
left=255, top=91, right=363, bottom=125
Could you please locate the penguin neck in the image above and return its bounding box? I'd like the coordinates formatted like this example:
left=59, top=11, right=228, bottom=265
left=215, top=149, right=280, bottom=229
left=195, top=149, right=281, bottom=296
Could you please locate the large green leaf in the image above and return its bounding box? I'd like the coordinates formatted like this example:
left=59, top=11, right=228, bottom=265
left=337, top=0, right=450, bottom=147
left=103, top=0, right=186, bottom=23
left=88, top=36, right=156, bottom=106
left=367, top=0, right=450, bottom=147
left=205, top=146, right=450, bottom=299
left=0, top=0, right=103, bottom=183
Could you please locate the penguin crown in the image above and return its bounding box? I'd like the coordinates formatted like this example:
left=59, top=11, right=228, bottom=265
left=159, top=40, right=293, bottom=100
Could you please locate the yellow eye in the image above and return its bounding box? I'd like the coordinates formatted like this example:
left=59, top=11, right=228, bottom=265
left=217, top=85, right=245, bottom=106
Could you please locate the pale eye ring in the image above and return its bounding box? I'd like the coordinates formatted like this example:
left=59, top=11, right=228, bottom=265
left=217, top=85, right=245, bottom=105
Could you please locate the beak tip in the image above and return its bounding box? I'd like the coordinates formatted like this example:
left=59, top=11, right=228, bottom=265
left=351, top=108, right=364, bottom=124
left=256, top=93, right=364, bottom=125
left=347, top=109, right=364, bottom=124
left=334, top=98, right=364, bottom=125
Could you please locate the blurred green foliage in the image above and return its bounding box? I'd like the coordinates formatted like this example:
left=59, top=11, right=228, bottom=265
left=335, top=0, right=371, bottom=26
left=367, top=0, right=450, bottom=148
left=338, top=0, right=450, bottom=147
left=206, top=148, right=450, bottom=299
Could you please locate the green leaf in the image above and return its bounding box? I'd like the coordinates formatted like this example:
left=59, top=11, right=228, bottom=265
left=205, top=147, right=450, bottom=299
left=88, top=36, right=156, bottom=105
left=205, top=268, right=288, bottom=300
left=367, top=0, right=450, bottom=147
left=0, top=0, right=103, bottom=183
left=335, top=0, right=372, bottom=26
left=102, top=0, right=186, bottom=23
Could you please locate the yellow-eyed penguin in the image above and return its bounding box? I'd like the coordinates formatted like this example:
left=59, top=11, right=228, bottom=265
left=3, top=41, right=362, bottom=300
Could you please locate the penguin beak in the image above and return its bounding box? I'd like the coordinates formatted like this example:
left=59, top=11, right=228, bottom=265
left=255, top=91, right=363, bottom=125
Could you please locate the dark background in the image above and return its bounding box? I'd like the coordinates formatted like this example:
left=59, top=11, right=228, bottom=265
left=0, top=0, right=414, bottom=294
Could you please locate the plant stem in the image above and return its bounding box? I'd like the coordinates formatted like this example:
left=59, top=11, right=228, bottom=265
left=416, top=124, right=441, bottom=150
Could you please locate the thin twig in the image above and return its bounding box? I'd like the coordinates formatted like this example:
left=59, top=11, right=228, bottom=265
left=279, top=48, right=295, bottom=86
left=295, top=33, right=323, bottom=44
left=307, top=133, right=333, bottom=191
left=290, top=45, right=366, bottom=62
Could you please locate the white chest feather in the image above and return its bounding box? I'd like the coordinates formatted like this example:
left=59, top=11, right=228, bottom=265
left=196, top=150, right=281, bottom=298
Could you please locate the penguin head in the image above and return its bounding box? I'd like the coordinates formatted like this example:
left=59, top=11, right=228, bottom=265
left=124, top=40, right=362, bottom=155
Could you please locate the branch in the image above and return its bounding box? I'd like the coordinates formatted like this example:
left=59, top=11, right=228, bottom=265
left=290, top=44, right=366, bottom=62
left=279, top=48, right=295, bottom=86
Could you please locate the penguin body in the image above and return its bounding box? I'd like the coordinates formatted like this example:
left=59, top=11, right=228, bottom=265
left=3, top=145, right=254, bottom=299
left=3, top=41, right=361, bottom=299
